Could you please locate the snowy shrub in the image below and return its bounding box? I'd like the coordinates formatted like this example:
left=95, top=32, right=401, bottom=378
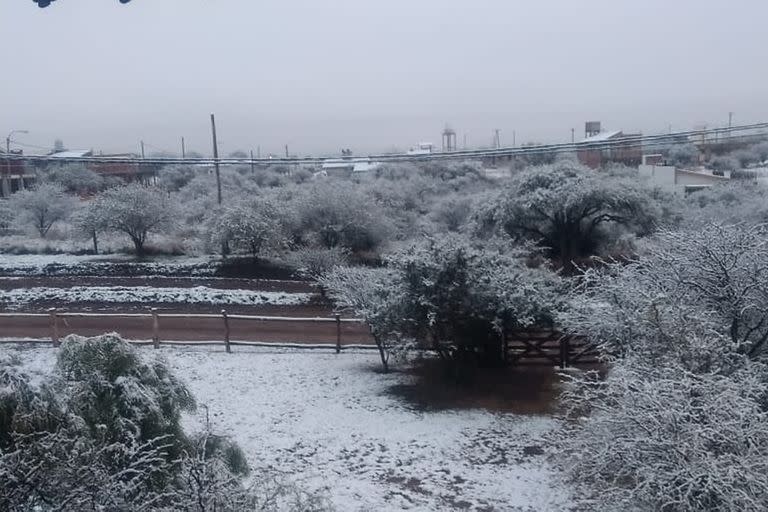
left=206, top=199, right=286, bottom=258
left=43, top=164, right=107, bottom=194
left=293, top=182, right=392, bottom=254
left=0, top=201, right=14, bottom=235
left=284, top=246, right=349, bottom=280
left=558, top=360, right=768, bottom=512
left=560, top=224, right=768, bottom=369
left=9, top=182, right=76, bottom=238
left=477, top=163, right=656, bottom=271
left=95, top=183, right=178, bottom=256
left=667, top=143, right=700, bottom=167
left=323, top=235, right=563, bottom=371
left=0, top=335, right=332, bottom=511
left=56, top=333, right=196, bottom=455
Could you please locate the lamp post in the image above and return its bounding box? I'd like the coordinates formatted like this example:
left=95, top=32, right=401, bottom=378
left=3, top=130, right=28, bottom=198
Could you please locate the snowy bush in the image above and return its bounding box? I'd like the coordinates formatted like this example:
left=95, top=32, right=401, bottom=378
left=558, top=360, right=768, bottom=512
left=206, top=199, right=285, bottom=258
left=284, top=246, right=349, bottom=280
left=43, top=164, right=107, bottom=194
left=0, top=335, right=332, bottom=511
left=94, top=183, right=179, bottom=256
left=560, top=224, right=768, bottom=369
left=477, top=163, right=656, bottom=271
left=9, top=182, right=76, bottom=238
left=323, top=235, right=563, bottom=371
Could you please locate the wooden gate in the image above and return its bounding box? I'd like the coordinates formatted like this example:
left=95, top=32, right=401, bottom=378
left=504, top=329, right=600, bottom=368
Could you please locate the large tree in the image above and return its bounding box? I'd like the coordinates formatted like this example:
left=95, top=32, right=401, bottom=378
left=95, top=183, right=177, bottom=256
left=9, top=182, right=75, bottom=238
left=479, top=163, right=657, bottom=271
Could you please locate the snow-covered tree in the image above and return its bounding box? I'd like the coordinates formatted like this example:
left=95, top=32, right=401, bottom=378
left=557, top=359, right=768, bottom=512
left=206, top=199, right=285, bottom=258
left=293, top=183, right=391, bottom=254
left=95, top=183, right=178, bottom=256
left=323, top=235, right=562, bottom=371
left=560, top=224, right=768, bottom=369
left=9, top=182, right=76, bottom=238
left=43, top=164, right=106, bottom=194
left=478, top=163, right=657, bottom=271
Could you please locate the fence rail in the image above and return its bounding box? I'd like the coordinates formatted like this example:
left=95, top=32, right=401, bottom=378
left=0, top=311, right=601, bottom=367
left=0, top=308, right=369, bottom=354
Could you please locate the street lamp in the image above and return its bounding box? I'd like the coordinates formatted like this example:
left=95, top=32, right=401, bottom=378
left=3, top=130, right=29, bottom=198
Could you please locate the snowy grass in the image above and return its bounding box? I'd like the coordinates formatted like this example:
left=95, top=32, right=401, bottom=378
left=4, top=345, right=572, bottom=511
left=0, top=286, right=312, bottom=309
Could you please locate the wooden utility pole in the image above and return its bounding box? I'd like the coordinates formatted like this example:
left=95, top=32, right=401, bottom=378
left=250, top=149, right=255, bottom=173
left=140, top=140, right=145, bottom=159
left=210, top=114, right=222, bottom=205
left=571, top=128, right=575, bottom=143
left=181, top=137, right=186, bottom=159
left=285, top=144, right=289, bottom=158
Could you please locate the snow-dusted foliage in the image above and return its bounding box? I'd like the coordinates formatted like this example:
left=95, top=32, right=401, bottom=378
left=284, top=246, right=349, bottom=280
left=559, top=361, right=768, bottom=512
left=293, top=182, right=392, bottom=254
left=323, top=235, right=562, bottom=370
left=561, top=224, right=768, bottom=368
left=0, top=335, right=331, bottom=511
left=94, top=183, right=178, bottom=256
left=556, top=223, right=768, bottom=511
left=42, top=164, right=111, bottom=194
left=206, top=199, right=285, bottom=257
left=8, top=182, right=76, bottom=238
left=477, top=163, right=657, bottom=270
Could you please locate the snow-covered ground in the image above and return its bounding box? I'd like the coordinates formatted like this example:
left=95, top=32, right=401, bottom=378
left=6, top=345, right=572, bottom=511
left=0, top=254, right=218, bottom=277
left=0, top=286, right=312, bottom=309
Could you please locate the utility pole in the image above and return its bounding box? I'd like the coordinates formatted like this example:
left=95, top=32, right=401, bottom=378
left=140, top=140, right=145, bottom=159
left=181, top=137, right=186, bottom=159
left=512, top=130, right=516, bottom=147
left=494, top=129, right=501, bottom=149
left=571, top=128, right=575, bottom=143
left=285, top=144, right=289, bottom=159
left=250, top=149, right=255, bottom=173
left=210, top=114, right=222, bottom=205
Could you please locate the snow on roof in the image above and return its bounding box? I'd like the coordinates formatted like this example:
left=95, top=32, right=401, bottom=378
left=48, top=150, right=92, bottom=158
left=352, top=161, right=382, bottom=173
left=580, top=130, right=622, bottom=143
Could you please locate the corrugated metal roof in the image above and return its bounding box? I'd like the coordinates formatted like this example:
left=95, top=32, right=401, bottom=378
left=580, top=130, right=622, bottom=143
left=49, top=150, right=92, bottom=158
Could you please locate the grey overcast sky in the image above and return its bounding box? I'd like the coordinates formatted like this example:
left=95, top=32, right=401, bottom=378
left=1, top=0, right=767, bottom=156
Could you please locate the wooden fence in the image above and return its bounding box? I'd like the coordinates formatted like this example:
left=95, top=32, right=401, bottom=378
left=0, top=308, right=375, bottom=353
left=0, top=311, right=601, bottom=367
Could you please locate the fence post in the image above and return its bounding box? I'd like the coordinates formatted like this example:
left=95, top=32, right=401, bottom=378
left=151, top=308, right=160, bottom=349
left=222, top=309, right=231, bottom=353
left=335, top=313, right=341, bottom=354
left=49, top=308, right=59, bottom=348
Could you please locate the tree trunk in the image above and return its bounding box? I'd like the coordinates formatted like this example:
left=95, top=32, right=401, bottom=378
left=373, top=334, right=389, bottom=373
left=92, top=231, right=99, bottom=254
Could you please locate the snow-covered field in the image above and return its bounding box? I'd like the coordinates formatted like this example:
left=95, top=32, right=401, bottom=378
left=0, top=285, right=312, bottom=309
left=6, top=345, right=572, bottom=511
left=0, top=254, right=218, bottom=277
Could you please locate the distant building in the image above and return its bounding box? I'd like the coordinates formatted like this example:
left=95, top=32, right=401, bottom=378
left=639, top=156, right=730, bottom=195
left=321, top=158, right=381, bottom=177
left=407, top=142, right=434, bottom=155
left=577, top=122, right=642, bottom=168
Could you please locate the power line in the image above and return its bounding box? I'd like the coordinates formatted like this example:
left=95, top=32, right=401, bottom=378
left=4, top=122, right=767, bottom=167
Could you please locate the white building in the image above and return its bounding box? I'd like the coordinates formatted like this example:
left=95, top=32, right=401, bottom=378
left=639, top=156, right=730, bottom=195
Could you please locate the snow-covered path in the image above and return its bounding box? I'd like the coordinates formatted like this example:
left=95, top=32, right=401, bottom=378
left=5, top=346, right=572, bottom=511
